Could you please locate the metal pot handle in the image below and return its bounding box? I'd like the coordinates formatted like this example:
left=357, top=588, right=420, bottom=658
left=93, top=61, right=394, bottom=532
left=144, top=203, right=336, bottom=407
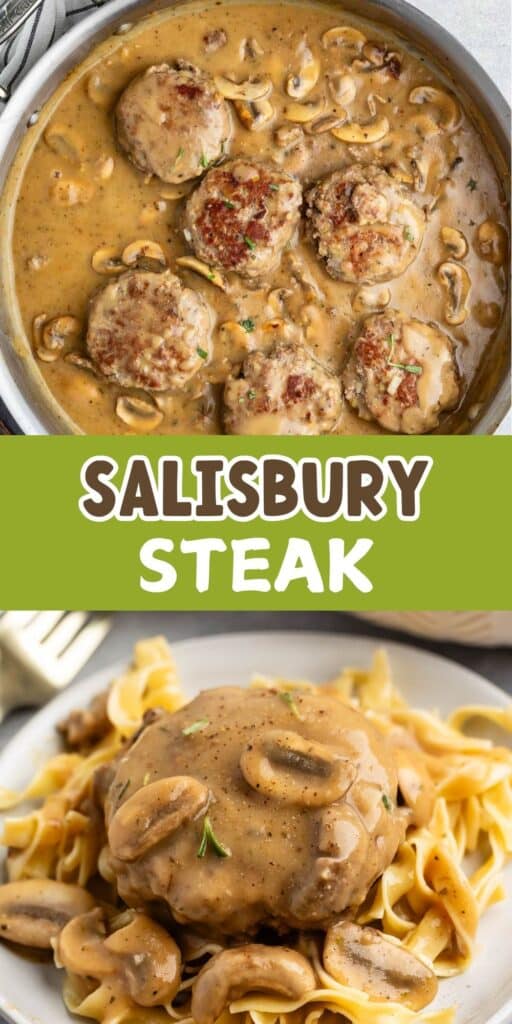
left=0, top=0, right=44, bottom=49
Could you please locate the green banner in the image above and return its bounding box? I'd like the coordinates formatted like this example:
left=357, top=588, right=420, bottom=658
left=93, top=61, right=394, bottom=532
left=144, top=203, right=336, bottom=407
left=0, top=436, right=509, bottom=610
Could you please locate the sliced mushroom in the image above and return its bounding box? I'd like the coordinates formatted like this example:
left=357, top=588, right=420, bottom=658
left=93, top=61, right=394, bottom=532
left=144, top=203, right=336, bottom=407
left=328, top=72, right=356, bottom=106
left=275, top=124, right=304, bottom=149
left=36, top=315, right=81, bottom=361
left=407, top=112, right=440, bottom=139
left=108, top=776, right=210, bottom=861
left=234, top=97, right=274, bottom=131
left=407, top=150, right=429, bottom=192
left=44, top=123, right=83, bottom=164
left=240, top=728, right=356, bottom=806
left=305, top=112, right=347, bottom=135
left=92, top=246, right=124, bottom=275
left=191, top=944, right=316, bottom=1024
left=214, top=74, right=272, bottom=101
left=331, top=115, right=389, bottom=144
left=286, top=43, right=320, bottom=99
left=242, top=37, right=265, bottom=60
left=441, top=226, right=468, bottom=260
left=115, top=396, right=164, bottom=433
left=0, top=879, right=94, bottom=949
left=322, top=26, right=366, bottom=51
left=50, top=178, right=94, bottom=206
left=203, top=28, right=228, bottom=53
left=121, top=239, right=167, bottom=268
left=176, top=256, right=227, bottom=291
left=438, top=261, right=470, bottom=326
left=32, top=312, right=48, bottom=347
left=352, top=285, right=391, bottom=313
left=409, top=86, right=460, bottom=132
left=86, top=72, right=116, bottom=109
left=283, top=96, right=325, bottom=123
left=104, top=912, right=182, bottom=1005
left=218, top=321, right=251, bottom=358
left=476, top=220, right=508, bottom=265
left=323, top=922, right=438, bottom=1011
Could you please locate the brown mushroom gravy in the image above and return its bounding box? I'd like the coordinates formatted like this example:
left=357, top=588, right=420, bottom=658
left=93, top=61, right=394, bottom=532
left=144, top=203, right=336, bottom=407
left=4, top=0, right=509, bottom=434
left=104, top=687, right=408, bottom=934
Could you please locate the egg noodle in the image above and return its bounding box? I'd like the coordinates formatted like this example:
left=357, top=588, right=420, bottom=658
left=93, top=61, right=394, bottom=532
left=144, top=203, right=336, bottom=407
left=1, top=638, right=512, bottom=1024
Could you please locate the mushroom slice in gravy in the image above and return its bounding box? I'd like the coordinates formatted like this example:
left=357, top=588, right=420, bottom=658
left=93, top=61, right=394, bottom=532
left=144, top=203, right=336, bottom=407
left=323, top=921, right=438, bottom=1011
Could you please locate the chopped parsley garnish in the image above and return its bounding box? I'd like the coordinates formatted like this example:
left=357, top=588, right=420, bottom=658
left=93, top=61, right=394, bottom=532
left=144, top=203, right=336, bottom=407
left=197, top=346, right=208, bottom=359
left=223, top=198, right=236, bottom=209
left=240, top=317, right=256, bottom=333
left=467, top=178, right=478, bottom=191
left=247, top=389, right=257, bottom=400
left=244, top=235, right=257, bottom=251
left=403, top=226, right=415, bottom=243
left=182, top=718, right=209, bottom=736
left=197, top=816, right=231, bottom=858
left=382, top=794, right=393, bottom=812
left=387, top=334, right=422, bottom=375
left=279, top=691, right=301, bottom=719
left=174, top=146, right=185, bottom=165
left=199, top=153, right=210, bottom=169
left=269, top=183, right=280, bottom=192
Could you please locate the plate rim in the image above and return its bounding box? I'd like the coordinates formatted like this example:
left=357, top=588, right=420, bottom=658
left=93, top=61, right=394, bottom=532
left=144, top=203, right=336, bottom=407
left=0, top=629, right=511, bottom=1024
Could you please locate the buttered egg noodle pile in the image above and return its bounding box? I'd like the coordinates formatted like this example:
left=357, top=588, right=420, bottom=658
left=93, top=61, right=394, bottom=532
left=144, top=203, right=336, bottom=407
left=1, top=639, right=511, bottom=1024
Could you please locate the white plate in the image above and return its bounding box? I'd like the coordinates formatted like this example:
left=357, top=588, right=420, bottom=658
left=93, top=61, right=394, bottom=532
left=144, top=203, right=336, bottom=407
left=0, top=631, right=511, bottom=1024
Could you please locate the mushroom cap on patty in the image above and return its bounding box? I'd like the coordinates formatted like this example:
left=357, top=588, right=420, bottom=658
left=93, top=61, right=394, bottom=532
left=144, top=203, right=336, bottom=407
left=223, top=342, right=342, bottom=435
left=343, top=310, right=460, bottom=434
left=86, top=269, right=213, bottom=391
left=184, top=159, right=302, bottom=280
left=104, top=687, right=405, bottom=935
left=306, top=163, right=425, bottom=284
left=115, top=62, right=232, bottom=184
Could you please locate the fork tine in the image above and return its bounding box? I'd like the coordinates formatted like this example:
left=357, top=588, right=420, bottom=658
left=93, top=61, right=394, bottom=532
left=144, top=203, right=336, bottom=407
left=43, top=611, right=88, bottom=657
left=54, top=617, right=111, bottom=685
left=24, top=610, right=66, bottom=642
left=0, top=611, right=38, bottom=634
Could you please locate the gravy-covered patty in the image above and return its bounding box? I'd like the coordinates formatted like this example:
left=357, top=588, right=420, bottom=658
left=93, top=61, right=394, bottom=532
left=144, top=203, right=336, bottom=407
left=224, top=342, right=342, bottom=434
left=184, top=160, right=302, bottom=280
left=115, top=61, right=232, bottom=183
left=86, top=269, right=213, bottom=390
left=104, top=687, right=405, bottom=935
left=343, top=311, right=460, bottom=433
left=306, top=164, right=425, bottom=284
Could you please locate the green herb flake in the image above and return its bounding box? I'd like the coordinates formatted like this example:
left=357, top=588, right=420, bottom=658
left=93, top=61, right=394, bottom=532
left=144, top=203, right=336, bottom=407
left=247, top=389, right=257, bottom=400
left=199, top=153, right=210, bottom=169
left=197, top=346, right=208, bottom=360
left=269, top=183, right=280, bottom=192
left=279, top=691, right=301, bottom=719
left=467, top=178, right=478, bottom=191
left=403, top=226, right=415, bottom=243
left=382, top=794, right=393, bottom=812
left=223, top=198, right=236, bottom=209
left=244, top=235, right=257, bottom=251
left=389, top=361, right=423, bottom=374
left=197, top=816, right=232, bottom=859
left=174, top=146, right=185, bottom=166
left=240, top=318, right=256, bottom=333
left=182, top=718, right=210, bottom=736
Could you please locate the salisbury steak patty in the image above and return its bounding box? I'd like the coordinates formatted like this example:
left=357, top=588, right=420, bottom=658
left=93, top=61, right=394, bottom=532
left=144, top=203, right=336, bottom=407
left=104, top=687, right=404, bottom=935
left=343, top=310, right=460, bottom=434
left=224, top=342, right=342, bottom=435
left=115, top=62, right=232, bottom=184
left=184, top=160, right=302, bottom=280
left=306, top=164, right=425, bottom=284
left=86, top=269, right=213, bottom=391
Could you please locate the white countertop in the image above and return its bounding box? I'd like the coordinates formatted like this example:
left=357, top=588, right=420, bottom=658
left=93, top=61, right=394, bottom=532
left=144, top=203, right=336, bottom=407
left=411, top=0, right=510, bottom=100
